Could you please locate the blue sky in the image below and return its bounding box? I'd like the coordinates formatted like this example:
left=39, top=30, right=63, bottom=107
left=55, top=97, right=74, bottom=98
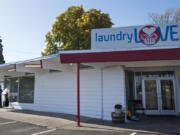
left=0, top=0, right=179, bottom=62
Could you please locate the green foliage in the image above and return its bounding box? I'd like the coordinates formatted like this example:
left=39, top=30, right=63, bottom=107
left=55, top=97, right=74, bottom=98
left=42, top=6, right=113, bottom=56
left=41, top=32, right=59, bottom=56
left=0, top=38, right=5, bottom=64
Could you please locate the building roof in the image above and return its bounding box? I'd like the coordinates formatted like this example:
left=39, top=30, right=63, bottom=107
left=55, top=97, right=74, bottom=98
left=0, top=47, right=180, bottom=69
left=60, top=48, right=180, bottom=63
left=0, top=53, right=60, bottom=69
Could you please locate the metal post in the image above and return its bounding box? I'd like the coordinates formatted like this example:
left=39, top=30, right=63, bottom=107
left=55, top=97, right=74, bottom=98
left=76, top=63, right=80, bottom=127
left=14, top=64, right=16, bottom=72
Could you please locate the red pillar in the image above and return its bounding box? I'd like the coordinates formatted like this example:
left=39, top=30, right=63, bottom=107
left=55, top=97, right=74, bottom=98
left=76, top=63, right=80, bottom=127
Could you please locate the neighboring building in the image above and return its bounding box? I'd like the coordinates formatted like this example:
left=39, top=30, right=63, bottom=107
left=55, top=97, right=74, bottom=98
left=0, top=23, right=180, bottom=122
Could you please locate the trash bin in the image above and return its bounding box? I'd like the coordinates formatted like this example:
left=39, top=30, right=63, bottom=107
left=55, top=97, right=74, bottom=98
left=111, top=112, right=125, bottom=123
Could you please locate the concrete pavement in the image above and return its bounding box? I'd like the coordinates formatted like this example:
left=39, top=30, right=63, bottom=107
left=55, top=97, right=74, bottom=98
left=0, top=108, right=179, bottom=135
left=0, top=108, right=75, bottom=129
left=0, top=117, right=160, bottom=135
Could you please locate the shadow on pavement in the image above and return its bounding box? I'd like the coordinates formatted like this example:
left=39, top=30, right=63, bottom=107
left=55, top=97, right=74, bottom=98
left=7, top=109, right=180, bottom=134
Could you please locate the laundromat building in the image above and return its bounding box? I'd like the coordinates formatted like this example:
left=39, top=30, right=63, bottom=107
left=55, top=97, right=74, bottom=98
left=0, top=23, right=180, bottom=123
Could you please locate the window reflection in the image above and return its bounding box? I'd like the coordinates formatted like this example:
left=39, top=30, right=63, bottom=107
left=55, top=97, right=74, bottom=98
left=135, top=72, right=142, bottom=100
left=161, top=80, right=175, bottom=110
left=19, top=76, right=34, bottom=103
left=4, top=76, right=35, bottom=104
left=135, top=71, right=174, bottom=100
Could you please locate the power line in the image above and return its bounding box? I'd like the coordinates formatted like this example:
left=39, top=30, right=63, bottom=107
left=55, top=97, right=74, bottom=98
left=5, top=49, right=40, bottom=54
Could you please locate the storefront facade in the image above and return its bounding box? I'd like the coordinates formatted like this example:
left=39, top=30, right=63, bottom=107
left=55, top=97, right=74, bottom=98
left=0, top=23, right=179, bottom=123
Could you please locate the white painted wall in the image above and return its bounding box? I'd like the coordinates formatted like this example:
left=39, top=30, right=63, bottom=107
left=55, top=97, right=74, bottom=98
left=10, top=68, right=103, bottom=119
left=10, top=65, right=126, bottom=121
left=80, top=69, right=102, bottom=119
left=34, top=71, right=77, bottom=114
left=10, top=71, right=77, bottom=115
left=102, top=66, right=125, bottom=120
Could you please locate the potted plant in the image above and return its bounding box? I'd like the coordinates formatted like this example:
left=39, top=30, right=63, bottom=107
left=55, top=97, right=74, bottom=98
left=114, top=104, right=122, bottom=113
left=111, top=104, right=125, bottom=123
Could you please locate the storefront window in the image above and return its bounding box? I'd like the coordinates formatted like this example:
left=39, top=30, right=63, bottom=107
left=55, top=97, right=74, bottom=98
left=10, top=78, right=19, bottom=102
left=19, top=76, right=34, bottom=103
left=4, top=76, right=35, bottom=103
left=142, top=71, right=174, bottom=78
left=135, top=71, right=174, bottom=101
left=4, top=78, right=11, bottom=90
left=135, top=72, right=142, bottom=100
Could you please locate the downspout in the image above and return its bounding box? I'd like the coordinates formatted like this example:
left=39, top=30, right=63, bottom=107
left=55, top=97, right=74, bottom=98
left=14, top=64, right=16, bottom=72
left=77, top=63, right=80, bottom=127
left=101, top=68, right=104, bottom=120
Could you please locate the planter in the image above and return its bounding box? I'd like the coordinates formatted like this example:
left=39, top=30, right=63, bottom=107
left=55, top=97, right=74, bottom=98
left=115, top=108, right=122, bottom=114
left=111, top=112, right=125, bottom=123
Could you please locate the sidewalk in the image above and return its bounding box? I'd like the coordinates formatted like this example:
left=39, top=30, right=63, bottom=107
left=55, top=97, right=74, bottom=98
left=0, top=108, right=75, bottom=129
left=0, top=108, right=179, bottom=134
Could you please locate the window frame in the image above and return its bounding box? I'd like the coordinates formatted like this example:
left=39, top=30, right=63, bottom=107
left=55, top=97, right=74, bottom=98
left=4, top=75, right=35, bottom=104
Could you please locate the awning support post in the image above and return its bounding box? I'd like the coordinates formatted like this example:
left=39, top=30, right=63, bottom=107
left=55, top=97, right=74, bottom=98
left=76, top=63, right=80, bottom=127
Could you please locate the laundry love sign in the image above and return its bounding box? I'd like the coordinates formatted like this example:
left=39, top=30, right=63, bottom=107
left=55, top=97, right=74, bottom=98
left=91, top=23, right=180, bottom=51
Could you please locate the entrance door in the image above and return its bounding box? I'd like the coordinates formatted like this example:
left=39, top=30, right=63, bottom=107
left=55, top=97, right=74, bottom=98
left=142, top=78, right=176, bottom=115
left=142, top=79, right=160, bottom=114
left=160, top=79, right=175, bottom=114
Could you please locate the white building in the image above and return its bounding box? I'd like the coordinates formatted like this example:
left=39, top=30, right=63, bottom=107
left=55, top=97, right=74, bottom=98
left=0, top=23, right=180, bottom=125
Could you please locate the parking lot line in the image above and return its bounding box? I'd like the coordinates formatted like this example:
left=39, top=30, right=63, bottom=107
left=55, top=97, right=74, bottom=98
left=0, top=121, right=16, bottom=125
left=31, top=128, right=56, bottom=135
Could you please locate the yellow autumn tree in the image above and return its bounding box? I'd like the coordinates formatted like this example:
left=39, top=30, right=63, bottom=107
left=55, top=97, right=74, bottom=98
left=42, top=6, right=113, bottom=56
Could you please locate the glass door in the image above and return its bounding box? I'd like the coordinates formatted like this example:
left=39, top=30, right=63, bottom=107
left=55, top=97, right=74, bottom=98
left=160, top=79, right=176, bottom=114
left=142, top=78, right=176, bottom=115
left=142, top=79, right=160, bottom=114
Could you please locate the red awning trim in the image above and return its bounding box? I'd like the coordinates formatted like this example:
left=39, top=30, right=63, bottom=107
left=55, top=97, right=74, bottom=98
left=14, top=64, right=16, bottom=72
left=40, top=60, right=43, bottom=69
left=60, top=48, right=180, bottom=64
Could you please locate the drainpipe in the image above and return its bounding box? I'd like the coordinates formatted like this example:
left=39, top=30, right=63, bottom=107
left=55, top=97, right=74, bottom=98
left=77, top=63, right=80, bottom=127
left=14, top=64, right=16, bottom=72
left=101, top=68, right=104, bottom=120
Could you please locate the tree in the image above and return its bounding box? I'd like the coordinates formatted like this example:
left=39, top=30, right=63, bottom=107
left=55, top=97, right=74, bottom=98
left=149, top=7, right=180, bottom=25
left=41, top=32, right=59, bottom=56
left=0, top=37, right=5, bottom=64
left=42, top=6, right=113, bottom=56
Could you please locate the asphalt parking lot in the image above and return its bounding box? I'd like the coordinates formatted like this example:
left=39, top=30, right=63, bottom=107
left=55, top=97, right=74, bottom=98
left=0, top=117, right=164, bottom=135
left=0, top=117, right=48, bottom=135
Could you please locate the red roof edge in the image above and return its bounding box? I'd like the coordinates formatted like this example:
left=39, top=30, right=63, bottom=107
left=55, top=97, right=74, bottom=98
left=60, top=48, right=180, bottom=63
